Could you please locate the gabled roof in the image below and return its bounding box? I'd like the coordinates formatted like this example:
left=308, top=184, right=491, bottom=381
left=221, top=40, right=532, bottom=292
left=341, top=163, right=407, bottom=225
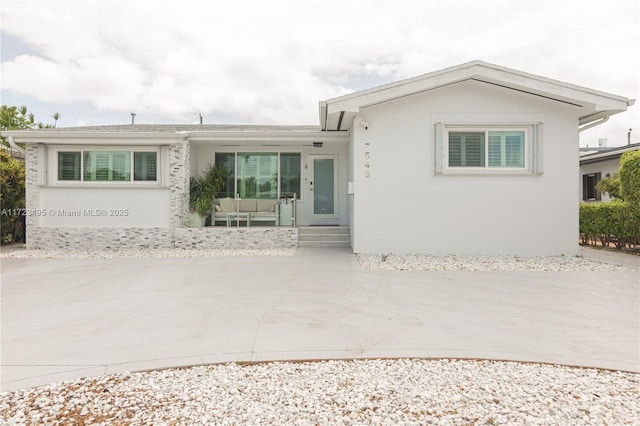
left=320, top=60, right=634, bottom=131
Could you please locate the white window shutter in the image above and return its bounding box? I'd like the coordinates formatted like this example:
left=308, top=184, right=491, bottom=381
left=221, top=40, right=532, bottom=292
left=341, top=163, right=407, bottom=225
left=37, top=144, right=47, bottom=186
left=160, top=145, right=169, bottom=187
left=434, top=123, right=443, bottom=174
left=533, top=123, right=543, bottom=174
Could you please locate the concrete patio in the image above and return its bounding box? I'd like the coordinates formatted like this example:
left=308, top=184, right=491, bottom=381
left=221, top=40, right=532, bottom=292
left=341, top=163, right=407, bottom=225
left=1, top=247, right=638, bottom=392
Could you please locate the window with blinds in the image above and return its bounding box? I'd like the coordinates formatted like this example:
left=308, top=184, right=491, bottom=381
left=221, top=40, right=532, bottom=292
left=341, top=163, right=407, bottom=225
left=448, top=132, right=485, bottom=167
left=56, top=150, right=158, bottom=182
left=134, top=152, right=157, bottom=181
left=447, top=128, right=526, bottom=170
left=488, top=131, right=525, bottom=168
left=84, top=151, right=131, bottom=181
left=58, top=152, right=81, bottom=181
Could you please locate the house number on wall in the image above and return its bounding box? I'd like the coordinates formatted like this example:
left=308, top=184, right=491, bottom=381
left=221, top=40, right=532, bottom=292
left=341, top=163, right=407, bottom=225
left=364, top=151, right=371, bottom=177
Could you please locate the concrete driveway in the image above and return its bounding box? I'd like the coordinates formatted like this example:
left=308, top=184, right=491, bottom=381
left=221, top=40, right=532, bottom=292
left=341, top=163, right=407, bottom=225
left=1, top=247, right=638, bottom=391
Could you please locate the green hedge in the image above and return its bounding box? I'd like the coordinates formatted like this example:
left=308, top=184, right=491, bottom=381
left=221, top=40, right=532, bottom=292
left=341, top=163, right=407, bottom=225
left=0, top=150, right=26, bottom=243
left=579, top=200, right=640, bottom=248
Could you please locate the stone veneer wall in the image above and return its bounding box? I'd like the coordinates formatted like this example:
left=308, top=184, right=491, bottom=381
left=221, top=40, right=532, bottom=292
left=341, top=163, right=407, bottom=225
left=24, top=144, right=40, bottom=248
left=29, top=227, right=175, bottom=250
left=168, top=139, right=189, bottom=228
left=28, top=227, right=298, bottom=250
left=174, top=228, right=298, bottom=250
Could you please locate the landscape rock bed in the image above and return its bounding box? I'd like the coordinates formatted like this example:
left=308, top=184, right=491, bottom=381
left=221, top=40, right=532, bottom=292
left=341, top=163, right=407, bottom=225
left=1, top=359, right=637, bottom=425
left=356, top=253, right=634, bottom=272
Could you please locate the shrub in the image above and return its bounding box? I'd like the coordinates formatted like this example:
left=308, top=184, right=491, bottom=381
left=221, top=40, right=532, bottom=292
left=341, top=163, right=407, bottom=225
left=580, top=200, right=640, bottom=248
left=0, top=150, right=26, bottom=243
left=619, top=150, right=640, bottom=204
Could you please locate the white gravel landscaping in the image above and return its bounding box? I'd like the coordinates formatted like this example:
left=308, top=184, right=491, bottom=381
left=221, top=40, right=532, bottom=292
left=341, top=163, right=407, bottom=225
left=2, top=247, right=634, bottom=272
left=1, top=359, right=638, bottom=425
left=356, top=253, right=634, bottom=272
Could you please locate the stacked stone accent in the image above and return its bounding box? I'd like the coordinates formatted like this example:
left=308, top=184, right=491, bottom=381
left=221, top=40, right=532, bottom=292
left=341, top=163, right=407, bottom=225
left=174, top=228, right=298, bottom=250
left=28, top=227, right=297, bottom=250
left=29, top=227, right=174, bottom=250
left=24, top=144, right=41, bottom=247
left=168, top=139, right=189, bottom=228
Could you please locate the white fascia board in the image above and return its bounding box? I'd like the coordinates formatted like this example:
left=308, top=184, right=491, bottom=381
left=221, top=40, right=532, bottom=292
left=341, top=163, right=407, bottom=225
left=324, top=60, right=631, bottom=115
left=319, top=101, right=328, bottom=130
left=185, top=130, right=349, bottom=144
left=1, top=131, right=180, bottom=145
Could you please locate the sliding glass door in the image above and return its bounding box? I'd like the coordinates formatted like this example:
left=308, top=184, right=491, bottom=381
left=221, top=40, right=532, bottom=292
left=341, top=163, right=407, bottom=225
left=215, top=152, right=301, bottom=199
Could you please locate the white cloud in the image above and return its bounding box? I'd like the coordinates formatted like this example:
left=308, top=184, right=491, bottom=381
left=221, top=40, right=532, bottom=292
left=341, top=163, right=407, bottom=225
left=1, top=0, right=638, bottom=143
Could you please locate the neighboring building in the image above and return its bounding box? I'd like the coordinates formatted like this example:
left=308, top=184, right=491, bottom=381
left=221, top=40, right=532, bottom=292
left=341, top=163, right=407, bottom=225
left=579, top=143, right=640, bottom=202
left=2, top=61, right=634, bottom=255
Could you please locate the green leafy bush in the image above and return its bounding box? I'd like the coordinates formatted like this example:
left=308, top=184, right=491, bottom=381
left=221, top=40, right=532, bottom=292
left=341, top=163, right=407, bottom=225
left=0, top=150, right=26, bottom=243
left=619, top=150, right=640, bottom=204
left=580, top=201, right=640, bottom=248
left=581, top=150, right=640, bottom=249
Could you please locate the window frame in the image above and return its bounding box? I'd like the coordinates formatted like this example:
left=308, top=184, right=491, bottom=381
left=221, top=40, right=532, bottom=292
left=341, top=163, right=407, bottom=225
left=214, top=151, right=302, bottom=200
left=444, top=126, right=530, bottom=172
left=50, top=146, right=162, bottom=186
left=582, top=172, right=601, bottom=201
left=434, top=122, right=544, bottom=176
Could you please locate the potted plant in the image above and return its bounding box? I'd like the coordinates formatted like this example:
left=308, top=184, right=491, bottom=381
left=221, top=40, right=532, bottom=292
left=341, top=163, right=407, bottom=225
left=188, top=163, right=228, bottom=227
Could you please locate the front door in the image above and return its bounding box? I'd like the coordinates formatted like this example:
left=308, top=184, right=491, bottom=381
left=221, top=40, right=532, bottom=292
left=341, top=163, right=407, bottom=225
left=309, top=155, right=337, bottom=218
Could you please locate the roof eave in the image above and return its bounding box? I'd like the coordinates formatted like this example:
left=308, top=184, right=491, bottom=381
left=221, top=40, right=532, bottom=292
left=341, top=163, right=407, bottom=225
left=324, top=60, right=632, bottom=116
left=186, top=129, right=349, bottom=143
left=0, top=130, right=182, bottom=145
left=1, top=129, right=350, bottom=145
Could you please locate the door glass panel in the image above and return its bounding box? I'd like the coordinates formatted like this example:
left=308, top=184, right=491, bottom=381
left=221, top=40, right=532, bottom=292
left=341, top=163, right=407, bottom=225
left=314, top=158, right=334, bottom=214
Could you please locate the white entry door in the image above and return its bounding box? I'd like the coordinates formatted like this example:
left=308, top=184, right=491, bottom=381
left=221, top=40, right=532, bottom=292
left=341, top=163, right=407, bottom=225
left=309, top=155, right=338, bottom=218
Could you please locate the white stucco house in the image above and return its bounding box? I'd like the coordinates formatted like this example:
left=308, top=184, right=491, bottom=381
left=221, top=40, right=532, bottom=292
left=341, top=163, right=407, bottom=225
left=3, top=61, right=634, bottom=255
left=579, top=143, right=640, bottom=202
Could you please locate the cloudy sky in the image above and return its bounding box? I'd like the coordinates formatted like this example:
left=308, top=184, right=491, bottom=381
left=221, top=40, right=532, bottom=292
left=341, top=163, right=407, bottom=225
left=1, top=0, right=638, bottom=147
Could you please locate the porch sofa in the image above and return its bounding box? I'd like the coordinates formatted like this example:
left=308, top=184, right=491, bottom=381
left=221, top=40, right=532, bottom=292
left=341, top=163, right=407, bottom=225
left=212, top=198, right=279, bottom=226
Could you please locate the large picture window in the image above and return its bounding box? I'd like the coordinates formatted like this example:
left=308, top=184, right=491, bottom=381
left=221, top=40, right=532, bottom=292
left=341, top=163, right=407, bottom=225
left=215, top=152, right=301, bottom=199
left=57, top=150, right=158, bottom=183
left=84, top=151, right=131, bottom=181
left=448, top=129, right=526, bottom=169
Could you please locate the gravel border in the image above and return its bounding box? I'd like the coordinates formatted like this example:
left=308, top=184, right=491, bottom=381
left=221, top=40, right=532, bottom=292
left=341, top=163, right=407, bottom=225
left=1, top=359, right=638, bottom=425
left=356, top=253, right=634, bottom=272
left=2, top=248, right=633, bottom=272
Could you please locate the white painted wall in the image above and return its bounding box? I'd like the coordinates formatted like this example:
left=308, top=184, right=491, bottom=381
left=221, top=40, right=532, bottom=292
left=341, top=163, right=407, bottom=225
left=38, top=187, right=171, bottom=227
left=351, top=80, right=580, bottom=256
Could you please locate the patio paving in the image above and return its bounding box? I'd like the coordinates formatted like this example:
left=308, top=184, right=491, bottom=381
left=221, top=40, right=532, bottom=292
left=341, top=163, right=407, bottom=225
left=1, top=247, right=638, bottom=392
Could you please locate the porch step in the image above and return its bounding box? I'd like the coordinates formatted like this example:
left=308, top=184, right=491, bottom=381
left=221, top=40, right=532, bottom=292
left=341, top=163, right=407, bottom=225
left=298, top=226, right=351, bottom=248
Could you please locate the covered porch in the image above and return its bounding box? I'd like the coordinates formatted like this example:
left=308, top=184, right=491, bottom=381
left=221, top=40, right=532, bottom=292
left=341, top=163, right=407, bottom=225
left=186, top=126, right=350, bottom=228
